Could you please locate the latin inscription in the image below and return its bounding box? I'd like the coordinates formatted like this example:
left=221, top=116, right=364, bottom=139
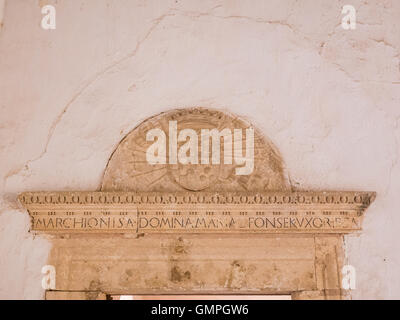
left=19, top=191, right=373, bottom=234
left=29, top=210, right=361, bottom=233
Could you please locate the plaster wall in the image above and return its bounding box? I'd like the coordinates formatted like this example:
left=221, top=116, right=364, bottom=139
left=0, top=0, right=399, bottom=299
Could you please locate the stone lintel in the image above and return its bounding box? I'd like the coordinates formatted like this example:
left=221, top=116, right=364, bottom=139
left=18, top=191, right=375, bottom=234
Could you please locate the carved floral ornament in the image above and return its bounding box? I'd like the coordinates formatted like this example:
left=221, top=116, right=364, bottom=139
left=18, top=108, right=376, bottom=234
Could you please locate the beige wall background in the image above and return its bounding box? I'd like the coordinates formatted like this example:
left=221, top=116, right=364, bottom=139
left=0, top=0, right=399, bottom=299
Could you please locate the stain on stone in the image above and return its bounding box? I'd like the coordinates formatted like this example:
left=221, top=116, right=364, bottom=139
left=171, top=266, right=191, bottom=282
left=85, top=291, right=100, bottom=300
left=85, top=280, right=102, bottom=300
left=231, top=260, right=241, bottom=268
left=144, top=275, right=165, bottom=288
left=0, top=0, right=5, bottom=32
left=174, top=237, right=187, bottom=254
left=126, top=269, right=133, bottom=277
left=225, top=260, right=247, bottom=289
left=38, top=0, right=56, bottom=7
left=247, top=264, right=256, bottom=274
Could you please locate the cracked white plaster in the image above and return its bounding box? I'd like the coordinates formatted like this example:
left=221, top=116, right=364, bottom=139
left=0, top=0, right=400, bottom=299
left=0, top=0, right=4, bottom=33
left=2, top=11, right=177, bottom=191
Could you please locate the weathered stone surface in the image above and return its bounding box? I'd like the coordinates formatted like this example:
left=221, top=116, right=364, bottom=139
left=15, top=107, right=375, bottom=300
left=102, top=108, right=289, bottom=192
left=49, top=234, right=318, bottom=294
left=19, top=191, right=375, bottom=233
left=45, top=291, right=106, bottom=300
left=1, top=0, right=398, bottom=300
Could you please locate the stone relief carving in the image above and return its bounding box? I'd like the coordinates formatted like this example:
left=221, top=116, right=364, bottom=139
left=101, top=108, right=289, bottom=192
left=18, top=108, right=375, bottom=234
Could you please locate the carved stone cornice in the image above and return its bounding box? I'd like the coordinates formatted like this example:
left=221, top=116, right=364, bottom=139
left=18, top=191, right=375, bottom=234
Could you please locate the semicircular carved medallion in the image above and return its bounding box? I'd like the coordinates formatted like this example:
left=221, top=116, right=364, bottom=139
left=101, top=108, right=289, bottom=192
